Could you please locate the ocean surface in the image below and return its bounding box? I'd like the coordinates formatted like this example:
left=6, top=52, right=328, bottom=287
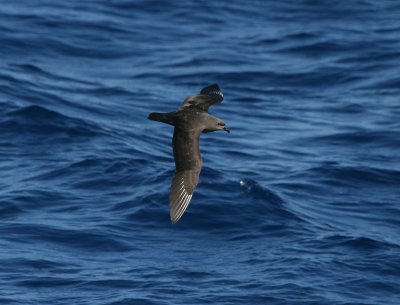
left=1, top=1, right=400, bottom=304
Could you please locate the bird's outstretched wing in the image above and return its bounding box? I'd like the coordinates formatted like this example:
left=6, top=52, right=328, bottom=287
left=169, top=169, right=200, bottom=224
left=179, top=84, right=224, bottom=112
left=169, top=128, right=202, bottom=224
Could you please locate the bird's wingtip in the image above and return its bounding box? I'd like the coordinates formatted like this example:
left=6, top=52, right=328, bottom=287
left=170, top=212, right=182, bottom=224
left=200, top=84, right=223, bottom=103
left=200, top=84, right=220, bottom=92
left=170, top=207, right=186, bottom=224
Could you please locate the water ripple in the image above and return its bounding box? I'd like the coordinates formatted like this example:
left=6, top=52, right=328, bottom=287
left=1, top=1, right=400, bottom=304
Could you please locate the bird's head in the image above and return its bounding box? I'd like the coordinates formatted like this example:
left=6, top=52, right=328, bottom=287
left=216, top=120, right=230, bottom=133
left=203, top=116, right=230, bottom=133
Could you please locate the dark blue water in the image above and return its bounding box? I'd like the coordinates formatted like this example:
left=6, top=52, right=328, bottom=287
left=1, top=1, right=400, bottom=304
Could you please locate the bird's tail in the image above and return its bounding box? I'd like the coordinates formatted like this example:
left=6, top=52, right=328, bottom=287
left=147, top=112, right=175, bottom=126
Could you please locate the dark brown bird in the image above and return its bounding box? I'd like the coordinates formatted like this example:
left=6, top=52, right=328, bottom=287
left=148, top=84, right=229, bottom=224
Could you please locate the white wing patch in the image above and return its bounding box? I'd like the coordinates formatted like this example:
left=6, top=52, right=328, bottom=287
left=209, top=90, right=223, bottom=99
left=169, top=172, right=196, bottom=224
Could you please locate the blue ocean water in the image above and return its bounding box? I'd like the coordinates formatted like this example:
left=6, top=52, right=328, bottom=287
left=1, top=0, right=400, bottom=304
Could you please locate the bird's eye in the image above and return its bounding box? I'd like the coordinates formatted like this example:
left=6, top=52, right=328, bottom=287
left=217, top=122, right=225, bottom=126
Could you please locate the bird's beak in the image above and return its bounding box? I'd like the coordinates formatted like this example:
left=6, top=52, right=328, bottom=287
left=223, top=126, right=230, bottom=133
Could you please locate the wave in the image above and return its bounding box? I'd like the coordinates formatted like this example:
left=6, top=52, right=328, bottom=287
left=120, top=176, right=305, bottom=237
left=1, top=223, right=132, bottom=252
left=297, top=164, right=400, bottom=187
left=311, top=130, right=400, bottom=147
left=318, top=234, right=400, bottom=251
left=1, top=1, right=400, bottom=304
left=1, top=105, right=104, bottom=139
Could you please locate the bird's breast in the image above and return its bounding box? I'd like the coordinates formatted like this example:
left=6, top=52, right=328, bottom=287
left=172, top=128, right=202, bottom=171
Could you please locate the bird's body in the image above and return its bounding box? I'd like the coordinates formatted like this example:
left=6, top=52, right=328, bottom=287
left=148, top=84, right=229, bottom=224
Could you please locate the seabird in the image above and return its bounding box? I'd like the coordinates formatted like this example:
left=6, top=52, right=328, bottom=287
left=148, top=84, right=229, bottom=224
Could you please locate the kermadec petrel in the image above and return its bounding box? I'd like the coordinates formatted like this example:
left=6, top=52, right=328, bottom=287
left=148, top=84, right=229, bottom=224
